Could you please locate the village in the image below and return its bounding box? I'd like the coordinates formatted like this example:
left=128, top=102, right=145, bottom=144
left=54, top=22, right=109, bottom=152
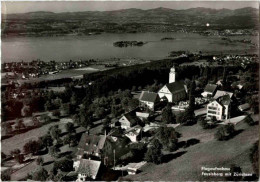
left=1, top=52, right=259, bottom=181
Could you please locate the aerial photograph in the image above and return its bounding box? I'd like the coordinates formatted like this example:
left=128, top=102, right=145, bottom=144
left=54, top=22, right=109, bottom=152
left=1, top=1, right=259, bottom=181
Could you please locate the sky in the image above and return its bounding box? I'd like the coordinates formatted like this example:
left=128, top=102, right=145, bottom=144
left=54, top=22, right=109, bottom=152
left=2, top=1, right=259, bottom=14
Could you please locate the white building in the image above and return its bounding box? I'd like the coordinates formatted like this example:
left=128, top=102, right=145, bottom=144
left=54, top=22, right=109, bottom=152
left=124, top=125, right=142, bottom=142
left=158, top=66, right=187, bottom=103
left=207, top=95, right=231, bottom=120
left=169, top=66, right=176, bottom=83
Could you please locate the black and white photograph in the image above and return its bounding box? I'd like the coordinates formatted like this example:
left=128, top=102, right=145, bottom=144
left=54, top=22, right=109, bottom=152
left=1, top=1, right=259, bottom=181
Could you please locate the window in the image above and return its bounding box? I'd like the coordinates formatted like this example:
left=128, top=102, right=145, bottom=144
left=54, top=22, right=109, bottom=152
left=208, top=106, right=217, bottom=110
left=208, top=110, right=216, bottom=114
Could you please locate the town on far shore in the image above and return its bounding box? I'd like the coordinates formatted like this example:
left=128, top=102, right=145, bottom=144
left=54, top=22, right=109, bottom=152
left=1, top=50, right=259, bottom=181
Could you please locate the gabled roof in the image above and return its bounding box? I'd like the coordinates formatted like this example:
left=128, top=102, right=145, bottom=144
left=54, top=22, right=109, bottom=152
left=213, top=90, right=233, bottom=100
left=77, top=159, right=101, bottom=178
left=204, top=84, right=217, bottom=93
left=165, top=81, right=186, bottom=93
left=219, top=94, right=231, bottom=105
left=123, top=112, right=140, bottom=126
left=78, top=133, right=107, bottom=154
left=139, top=91, right=158, bottom=103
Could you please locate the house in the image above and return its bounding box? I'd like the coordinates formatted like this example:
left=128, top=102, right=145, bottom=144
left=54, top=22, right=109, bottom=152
left=74, top=159, right=101, bottom=181
left=158, top=66, right=187, bottom=103
left=124, top=125, right=142, bottom=142
left=238, top=103, right=250, bottom=112
left=139, top=91, right=160, bottom=110
left=136, top=112, right=150, bottom=121
left=207, top=94, right=231, bottom=120
left=119, top=110, right=141, bottom=129
left=213, top=90, right=233, bottom=100
left=76, top=133, right=108, bottom=159
left=201, top=84, right=217, bottom=97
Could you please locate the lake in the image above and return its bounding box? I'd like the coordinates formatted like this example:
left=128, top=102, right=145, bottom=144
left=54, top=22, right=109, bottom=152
left=2, top=32, right=258, bottom=63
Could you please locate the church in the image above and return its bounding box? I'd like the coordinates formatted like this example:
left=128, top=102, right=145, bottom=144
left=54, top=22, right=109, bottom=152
left=158, top=66, right=188, bottom=103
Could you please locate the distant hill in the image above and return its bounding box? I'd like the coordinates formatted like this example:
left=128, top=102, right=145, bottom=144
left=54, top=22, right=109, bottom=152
left=2, top=7, right=258, bottom=36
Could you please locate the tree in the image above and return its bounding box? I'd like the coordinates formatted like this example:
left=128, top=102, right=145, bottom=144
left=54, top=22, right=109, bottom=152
left=102, top=117, right=111, bottom=134
left=161, top=104, right=175, bottom=124
left=44, top=100, right=53, bottom=111
left=144, top=139, right=162, bottom=164
left=2, top=122, right=12, bottom=134
left=53, top=158, right=73, bottom=172
left=10, top=149, right=21, bottom=157
left=176, top=108, right=195, bottom=125
left=1, top=169, right=12, bottom=181
left=36, top=157, right=44, bottom=166
left=215, top=123, right=235, bottom=141
left=50, top=126, right=62, bottom=141
left=40, top=114, right=51, bottom=123
left=32, top=167, right=49, bottom=181
left=95, top=107, right=106, bottom=119
left=14, top=153, right=24, bottom=164
left=49, top=145, right=60, bottom=158
left=52, top=110, right=61, bottom=117
left=188, top=80, right=196, bottom=111
left=32, top=116, right=41, bottom=127
left=63, top=134, right=77, bottom=147
left=21, top=105, right=32, bottom=117
left=39, top=134, right=53, bottom=150
left=1, top=152, right=7, bottom=161
left=65, top=122, right=75, bottom=133
left=156, top=127, right=178, bottom=151
left=23, top=140, right=40, bottom=155
left=15, top=119, right=26, bottom=131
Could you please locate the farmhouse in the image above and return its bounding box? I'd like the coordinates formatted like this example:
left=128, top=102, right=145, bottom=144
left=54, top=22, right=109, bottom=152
left=139, top=91, right=160, bottom=111
left=213, top=90, right=233, bottom=100
left=124, top=125, right=142, bottom=142
left=74, top=159, right=101, bottom=181
left=76, top=133, right=111, bottom=159
left=119, top=109, right=141, bottom=129
left=201, top=84, right=217, bottom=97
left=158, top=66, right=187, bottom=103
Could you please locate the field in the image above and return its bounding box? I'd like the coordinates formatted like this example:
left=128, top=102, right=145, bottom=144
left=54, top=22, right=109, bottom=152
left=125, top=121, right=258, bottom=181
left=1, top=117, right=73, bottom=154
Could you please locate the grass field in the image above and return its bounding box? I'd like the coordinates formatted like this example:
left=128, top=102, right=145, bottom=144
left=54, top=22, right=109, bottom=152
left=1, top=117, right=73, bottom=154
left=125, top=121, right=258, bottom=181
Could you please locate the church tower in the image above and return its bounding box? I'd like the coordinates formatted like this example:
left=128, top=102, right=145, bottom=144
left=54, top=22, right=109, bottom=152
left=169, top=66, right=176, bottom=83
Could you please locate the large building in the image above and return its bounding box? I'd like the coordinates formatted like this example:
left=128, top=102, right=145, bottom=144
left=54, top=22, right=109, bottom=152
left=158, top=66, right=187, bottom=103
left=207, top=94, right=232, bottom=120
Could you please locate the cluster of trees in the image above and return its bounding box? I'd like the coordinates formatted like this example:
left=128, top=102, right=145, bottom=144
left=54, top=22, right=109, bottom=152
left=199, top=117, right=218, bottom=129
left=156, top=127, right=179, bottom=151
left=214, top=123, right=235, bottom=141
left=144, top=139, right=163, bottom=164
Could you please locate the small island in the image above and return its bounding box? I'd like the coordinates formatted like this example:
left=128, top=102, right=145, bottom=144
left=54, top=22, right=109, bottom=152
left=161, top=37, right=175, bottom=41
left=113, top=41, right=146, bottom=47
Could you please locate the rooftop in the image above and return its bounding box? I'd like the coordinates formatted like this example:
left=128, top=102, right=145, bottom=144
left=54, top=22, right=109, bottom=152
left=139, top=91, right=158, bottom=103
left=213, top=90, right=233, bottom=100
left=76, top=159, right=101, bottom=178
left=165, top=81, right=186, bottom=93
left=204, top=84, right=217, bottom=93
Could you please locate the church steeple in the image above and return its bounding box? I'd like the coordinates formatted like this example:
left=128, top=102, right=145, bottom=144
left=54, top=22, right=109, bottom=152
left=169, top=66, right=176, bottom=83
